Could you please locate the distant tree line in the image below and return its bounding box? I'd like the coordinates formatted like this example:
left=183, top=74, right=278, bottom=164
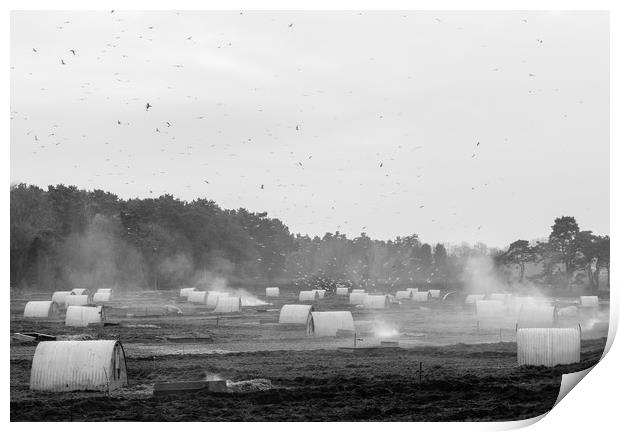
left=10, top=184, right=610, bottom=293
left=495, top=216, right=610, bottom=291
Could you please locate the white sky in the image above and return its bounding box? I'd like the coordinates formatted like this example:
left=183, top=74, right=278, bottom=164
left=10, top=10, right=609, bottom=247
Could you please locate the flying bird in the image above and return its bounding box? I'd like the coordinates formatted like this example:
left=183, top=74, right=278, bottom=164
left=295, top=125, right=299, bottom=131
left=186, top=36, right=192, bottom=40
left=288, top=23, right=294, bottom=27
left=60, top=59, right=66, bottom=65
left=32, top=48, right=37, bottom=53
left=379, top=162, right=383, bottom=167
left=69, top=49, right=76, bottom=55
left=260, top=184, right=264, bottom=189
left=146, top=102, right=152, bottom=110
left=476, top=141, right=480, bottom=146
left=166, top=122, right=171, bottom=127
left=117, top=120, right=121, bottom=125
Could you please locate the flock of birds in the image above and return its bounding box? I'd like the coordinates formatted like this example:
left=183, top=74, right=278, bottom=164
left=11, top=11, right=583, bottom=246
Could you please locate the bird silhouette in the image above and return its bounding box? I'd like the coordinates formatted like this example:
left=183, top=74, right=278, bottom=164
left=288, top=23, right=293, bottom=27
left=260, top=184, right=264, bottom=189
left=379, top=162, right=383, bottom=167
left=146, top=102, right=152, bottom=110
left=60, top=59, right=66, bottom=65
left=69, top=49, right=76, bottom=55
left=117, top=120, right=121, bottom=125
left=32, top=48, right=37, bottom=53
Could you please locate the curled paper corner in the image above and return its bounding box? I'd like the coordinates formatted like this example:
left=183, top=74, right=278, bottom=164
left=554, top=365, right=595, bottom=407
left=500, top=412, right=548, bottom=430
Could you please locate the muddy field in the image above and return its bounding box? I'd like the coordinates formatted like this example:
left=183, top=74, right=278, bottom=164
left=10, top=288, right=609, bottom=421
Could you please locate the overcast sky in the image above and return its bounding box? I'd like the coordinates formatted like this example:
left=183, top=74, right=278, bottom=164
left=10, top=10, right=609, bottom=248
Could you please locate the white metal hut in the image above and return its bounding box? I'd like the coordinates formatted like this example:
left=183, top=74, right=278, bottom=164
left=65, top=295, right=89, bottom=308
left=395, top=290, right=413, bottom=300
left=429, top=289, right=441, bottom=299
left=474, top=300, right=505, bottom=318
left=187, top=290, right=207, bottom=304
left=412, top=291, right=431, bottom=302
left=65, top=306, right=105, bottom=327
left=351, top=289, right=366, bottom=294
left=517, top=327, right=580, bottom=366
left=349, top=292, right=368, bottom=305
left=279, top=304, right=314, bottom=324
left=517, top=304, right=557, bottom=328
left=207, top=291, right=229, bottom=308
left=307, top=311, right=355, bottom=337
left=179, top=287, right=196, bottom=299
left=313, top=289, right=326, bottom=299
left=24, top=301, right=60, bottom=319
left=71, top=288, right=89, bottom=296
left=363, top=295, right=390, bottom=309
left=266, top=287, right=280, bottom=298
left=406, top=288, right=419, bottom=293
left=579, top=296, right=599, bottom=308
left=489, top=293, right=511, bottom=303
left=214, top=296, right=242, bottom=313
left=93, top=292, right=112, bottom=304
left=510, top=296, right=537, bottom=312
left=465, top=294, right=485, bottom=305
left=299, top=290, right=319, bottom=302
left=97, top=288, right=113, bottom=294
left=336, top=287, right=349, bottom=296
left=51, top=291, right=72, bottom=306
left=30, top=340, right=127, bottom=392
